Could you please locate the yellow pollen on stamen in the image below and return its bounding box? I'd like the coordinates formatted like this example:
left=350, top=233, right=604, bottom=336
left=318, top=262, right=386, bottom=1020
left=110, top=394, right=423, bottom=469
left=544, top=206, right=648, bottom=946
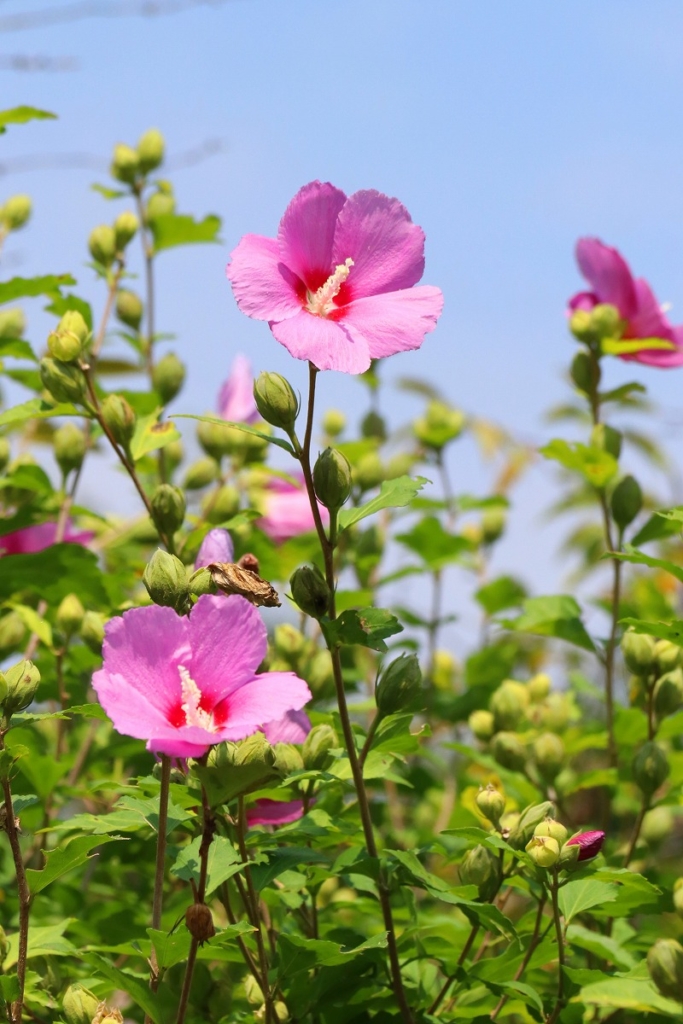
left=179, top=665, right=216, bottom=731
left=306, top=258, right=354, bottom=317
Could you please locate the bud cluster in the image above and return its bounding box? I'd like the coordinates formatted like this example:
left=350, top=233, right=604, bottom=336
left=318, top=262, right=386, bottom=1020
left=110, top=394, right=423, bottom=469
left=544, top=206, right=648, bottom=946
left=268, top=623, right=334, bottom=700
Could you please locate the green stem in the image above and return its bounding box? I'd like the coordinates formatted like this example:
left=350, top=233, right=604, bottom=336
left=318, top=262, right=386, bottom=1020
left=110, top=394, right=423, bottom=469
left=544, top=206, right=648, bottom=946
left=148, top=755, right=171, bottom=1000
left=176, top=781, right=215, bottom=1024
left=237, top=797, right=275, bottom=1024
left=1, top=753, right=30, bottom=1024
left=490, top=893, right=546, bottom=1020
left=548, top=871, right=565, bottom=1024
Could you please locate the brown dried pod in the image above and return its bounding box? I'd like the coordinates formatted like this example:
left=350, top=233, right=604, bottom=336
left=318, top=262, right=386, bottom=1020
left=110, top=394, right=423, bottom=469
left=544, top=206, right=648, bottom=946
left=208, top=562, right=280, bottom=608
left=185, top=903, right=216, bottom=944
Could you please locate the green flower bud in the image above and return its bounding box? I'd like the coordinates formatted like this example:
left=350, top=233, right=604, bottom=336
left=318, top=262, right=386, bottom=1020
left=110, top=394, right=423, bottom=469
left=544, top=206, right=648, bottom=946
left=0, top=612, right=25, bottom=651
left=460, top=845, right=500, bottom=899
left=570, top=350, right=600, bottom=393
left=302, top=723, right=337, bottom=770
left=273, top=623, right=306, bottom=661
left=0, top=307, right=25, bottom=339
left=481, top=506, right=506, bottom=545
left=101, top=393, right=136, bottom=450
left=253, top=371, right=300, bottom=431
left=2, top=194, right=31, bottom=231
left=611, top=475, right=642, bottom=531
left=557, top=841, right=581, bottom=870
left=183, top=457, right=219, bottom=490
left=654, top=639, right=682, bottom=675
left=469, top=709, right=495, bottom=741
left=151, top=484, right=186, bottom=536
left=569, top=308, right=595, bottom=343
left=146, top=190, right=176, bottom=221
left=633, top=741, right=670, bottom=797
left=621, top=629, right=657, bottom=676
left=245, top=974, right=265, bottom=1005
left=290, top=565, right=331, bottom=619
left=476, top=784, right=506, bottom=828
left=197, top=416, right=238, bottom=460
left=57, top=310, right=90, bottom=349
left=432, top=649, right=456, bottom=690
left=188, top=566, right=218, bottom=598
left=202, top=484, right=240, bottom=525
left=0, top=437, right=9, bottom=474
left=39, top=357, right=87, bottom=405
left=673, top=879, right=683, bottom=920
left=0, top=925, right=8, bottom=966
left=152, top=352, right=185, bottom=404
left=93, top=1005, right=124, bottom=1024
left=375, top=653, right=422, bottom=715
left=533, top=733, right=565, bottom=781
left=591, top=303, right=623, bottom=339
left=414, top=400, right=465, bottom=449
left=528, top=673, right=551, bottom=702
left=490, top=680, right=528, bottom=731
left=534, top=818, right=568, bottom=845
left=313, top=447, right=352, bottom=510
left=647, top=938, right=683, bottom=1002
left=539, top=693, right=571, bottom=731
left=137, top=128, right=165, bottom=173
left=115, top=289, right=144, bottom=331
left=273, top=743, right=304, bottom=775
left=2, top=659, right=40, bottom=715
left=641, top=806, right=673, bottom=845
left=142, top=549, right=190, bottom=613
left=63, top=984, right=100, bottom=1024
left=164, top=439, right=183, bottom=471
left=526, top=835, right=560, bottom=868
left=114, top=210, right=139, bottom=250
left=506, top=801, right=555, bottom=850
left=354, top=451, right=384, bottom=491
left=56, top=593, right=85, bottom=637
left=322, top=409, right=346, bottom=437
left=306, top=649, right=335, bottom=698
left=591, top=422, right=622, bottom=459
left=111, top=142, right=140, bottom=184
left=80, top=610, right=106, bottom=653
left=361, top=410, right=387, bottom=441
left=491, top=731, right=527, bottom=773
left=654, top=669, right=683, bottom=718
left=54, top=422, right=87, bottom=476
left=88, top=224, right=117, bottom=266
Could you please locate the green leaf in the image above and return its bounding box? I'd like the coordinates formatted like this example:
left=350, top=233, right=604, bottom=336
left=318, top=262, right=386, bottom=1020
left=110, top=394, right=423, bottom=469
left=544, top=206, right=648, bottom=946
left=573, top=976, right=682, bottom=1017
left=5, top=920, right=75, bottom=968
left=0, top=337, right=35, bottom=360
left=44, top=293, right=93, bottom=329
left=500, top=594, right=595, bottom=652
left=0, top=274, right=75, bottom=305
left=0, top=106, right=56, bottom=133
left=475, top=575, right=527, bottom=615
left=276, top=932, right=387, bottom=979
left=338, top=475, right=429, bottom=530
left=171, top=835, right=242, bottom=897
left=91, top=183, right=128, bottom=200
left=558, top=879, right=618, bottom=924
left=599, top=381, right=646, bottom=404
left=322, top=607, right=403, bottom=653
left=150, top=213, right=222, bottom=251
left=619, top=617, right=683, bottom=649
left=440, top=826, right=513, bottom=854
left=395, top=515, right=473, bottom=570
left=82, top=954, right=160, bottom=1023
left=611, top=546, right=683, bottom=586
left=540, top=438, right=618, bottom=487
left=129, top=410, right=181, bottom=461
left=566, top=923, right=636, bottom=970
left=0, top=545, right=108, bottom=607
left=632, top=509, right=683, bottom=546
left=0, top=397, right=83, bottom=427
left=0, top=464, right=53, bottom=494
left=11, top=604, right=52, bottom=648
left=177, top=413, right=295, bottom=454
left=0, top=976, right=19, bottom=1004
left=26, top=835, right=123, bottom=894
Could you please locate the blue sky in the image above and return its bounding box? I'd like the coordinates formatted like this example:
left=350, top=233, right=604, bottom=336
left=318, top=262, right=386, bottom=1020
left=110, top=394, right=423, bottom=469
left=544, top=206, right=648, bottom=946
left=2, top=0, right=682, bottom=644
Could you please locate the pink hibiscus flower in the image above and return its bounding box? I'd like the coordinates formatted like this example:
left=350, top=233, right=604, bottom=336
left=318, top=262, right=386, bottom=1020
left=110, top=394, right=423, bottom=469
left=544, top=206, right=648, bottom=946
left=258, top=474, right=328, bottom=545
left=0, top=520, right=93, bottom=556
left=226, top=180, right=444, bottom=374
left=565, top=829, right=605, bottom=861
left=262, top=708, right=311, bottom=744
left=569, top=237, right=683, bottom=367
left=217, top=354, right=258, bottom=422
left=248, top=709, right=312, bottom=827
left=194, top=528, right=234, bottom=569
left=91, top=594, right=311, bottom=759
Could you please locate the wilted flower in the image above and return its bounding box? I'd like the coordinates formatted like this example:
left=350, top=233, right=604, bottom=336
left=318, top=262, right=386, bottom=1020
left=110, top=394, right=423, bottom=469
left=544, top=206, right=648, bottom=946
left=259, top=474, right=328, bottom=544
left=217, top=354, right=258, bottom=422
left=194, top=528, right=235, bottom=569
left=565, top=829, right=605, bottom=861
left=0, top=521, right=93, bottom=556
left=92, top=595, right=311, bottom=758
left=569, top=238, right=683, bottom=367
left=227, top=180, right=444, bottom=374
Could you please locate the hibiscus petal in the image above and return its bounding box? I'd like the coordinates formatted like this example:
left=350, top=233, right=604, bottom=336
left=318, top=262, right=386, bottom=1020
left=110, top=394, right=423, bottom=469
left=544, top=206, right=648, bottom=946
left=567, top=290, right=598, bottom=313
left=622, top=323, right=683, bottom=368
left=226, top=234, right=302, bottom=321
left=187, top=595, right=267, bottom=702
left=277, top=181, right=347, bottom=290
left=147, top=728, right=216, bottom=759
left=575, top=238, right=638, bottom=318
left=332, top=190, right=426, bottom=300
left=92, top=669, right=174, bottom=741
left=217, top=353, right=258, bottom=422
left=247, top=799, right=306, bottom=827
left=195, top=528, right=235, bottom=570
left=262, top=709, right=311, bottom=744
left=220, top=671, right=312, bottom=741
left=628, top=278, right=676, bottom=340
left=341, top=285, right=444, bottom=359
left=270, top=310, right=371, bottom=373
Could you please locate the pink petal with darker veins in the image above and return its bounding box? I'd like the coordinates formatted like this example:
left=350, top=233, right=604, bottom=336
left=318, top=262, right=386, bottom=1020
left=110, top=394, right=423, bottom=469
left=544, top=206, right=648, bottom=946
left=247, top=799, right=306, bottom=827
left=187, top=595, right=266, bottom=704
left=226, top=235, right=302, bottom=322
left=331, top=190, right=426, bottom=301
left=271, top=309, right=371, bottom=373
left=218, top=671, right=311, bottom=741
left=277, top=181, right=347, bottom=289
left=341, top=285, right=444, bottom=360
left=263, top=709, right=311, bottom=744
left=575, top=238, right=638, bottom=318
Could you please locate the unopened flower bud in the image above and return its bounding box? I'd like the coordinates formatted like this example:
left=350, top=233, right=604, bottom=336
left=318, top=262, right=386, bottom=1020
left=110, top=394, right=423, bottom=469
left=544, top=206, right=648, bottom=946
left=460, top=845, right=500, bottom=899
left=185, top=903, right=215, bottom=944
left=0, top=437, right=9, bottom=474
left=88, top=225, right=117, bottom=266
left=152, top=352, right=185, bottom=404
left=273, top=743, right=304, bottom=775
left=39, top=357, right=87, bottom=405
left=476, top=784, right=505, bottom=828
left=244, top=975, right=265, bottom=1005
left=569, top=308, right=594, bottom=343
left=506, top=801, right=555, bottom=849
left=414, top=400, right=465, bottom=449
left=111, top=142, right=139, bottom=184
left=591, top=422, right=622, bottom=459
left=313, top=447, right=352, bottom=510
left=533, top=733, right=565, bottom=781
left=58, top=310, right=90, bottom=347
left=80, top=611, right=106, bottom=653
left=165, top=439, right=183, bottom=471
left=591, top=303, right=622, bottom=339
left=0, top=612, right=25, bottom=651
left=142, top=549, right=190, bottom=612
left=534, top=818, right=568, bottom=845
left=539, top=693, right=571, bottom=731
left=272, top=625, right=304, bottom=663
left=290, top=565, right=331, bottom=619
left=0, top=307, right=25, bottom=340
left=633, top=741, right=670, bottom=797
left=63, top=984, right=100, bottom=1024
left=202, top=484, right=240, bottom=524
left=642, top=806, right=673, bottom=845
left=526, top=835, right=560, bottom=868
left=183, top=457, right=219, bottom=490
left=146, top=189, right=175, bottom=221
left=54, top=422, right=87, bottom=475
left=188, top=566, right=218, bottom=598
left=253, top=371, right=300, bottom=431
left=354, top=451, right=384, bottom=491
left=101, top=393, right=136, bottom=449
left=361, top=410, right=387, bottom=441
left=92, top=1004, right=124, bottom=1024
left=469, top=709, right=495, bottom=741
left=302, top=724, right=337, bottom=770
left=654, top=669, right=683, bottom=718
left=673, top=879, right=683, bottom=920
left=557, top=841, right=581, bottom=870
left=197, top=417, right=237, bottom=461
left=528, top=673, right=551, bottom=702
left=114, top=210, right=139, bottom=250
left=115, top=289, right=143, bottom=331
left=137, top=128, right=165, bottom=173
left=151, top=484, right=186, bottom=536
left=490, top=680, right=528, bottom=731
left=621, top=629, right=657, bottom=676
left=375, top=653, right=422, bottom=715
left=323, top=409, right=346, bottom=438
left=570, top=350, right=600, bottom=393
left=654, top=639, right=682, bottom=675
left=2, top=194, right=31, bottom=231
left=2, top=659, right=40, bottom=715
left=492, top=731, right=527, bottom=773
left=481, top=506, right=506, bottom=545
left=611, top=475, right=642, bottom=531
left=647, top=939, right=683, bottom=1002
left=565, top=829, right=605, bottom=862
left=56, top=593, right=85, bottom=637
left=432, top=649, right=456, bottom=690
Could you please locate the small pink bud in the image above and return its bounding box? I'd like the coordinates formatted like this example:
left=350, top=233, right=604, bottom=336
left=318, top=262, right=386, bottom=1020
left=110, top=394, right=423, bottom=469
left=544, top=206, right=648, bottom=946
left=565, top=830, right=605, bottom=861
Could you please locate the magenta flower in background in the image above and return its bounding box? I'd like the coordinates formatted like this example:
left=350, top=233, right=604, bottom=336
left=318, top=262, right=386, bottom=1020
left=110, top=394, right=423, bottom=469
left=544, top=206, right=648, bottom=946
left=247, top=799, right=307, bottom=828
left=217, top=354, right=259, bottom=422
left=566, top=830, right=605, bottom=861
left=227, top=180, right=444, bottom=374
left=569, top=237, right=683, bottom=367
left=0, top=520, right=93, bottom=556
left=194, top=528, right=234, bottom=569
left=92, top=594, right=311, bottom=759
left=258, top=474, right=328, bottom=544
